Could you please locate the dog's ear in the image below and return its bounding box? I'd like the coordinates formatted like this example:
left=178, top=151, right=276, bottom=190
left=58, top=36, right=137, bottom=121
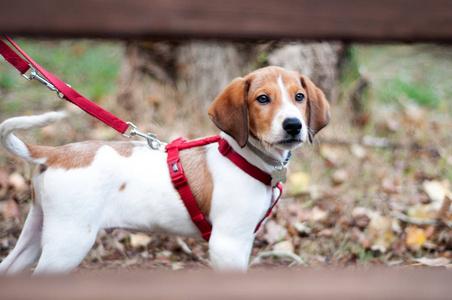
left=300, top=75, right=330, bottom=142
left=208, top=77, right=249, bottom=148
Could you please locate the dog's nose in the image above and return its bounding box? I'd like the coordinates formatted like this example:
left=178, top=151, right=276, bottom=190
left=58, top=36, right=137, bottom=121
left=283, top=118, right=302, bottom=136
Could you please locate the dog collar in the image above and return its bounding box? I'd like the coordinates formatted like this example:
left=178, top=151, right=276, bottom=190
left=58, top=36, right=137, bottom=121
left=245, top=141, right=291, bottom=186
left=245, top=140, right=291, bottom=168
left=218, top=139, right=274, bottom=186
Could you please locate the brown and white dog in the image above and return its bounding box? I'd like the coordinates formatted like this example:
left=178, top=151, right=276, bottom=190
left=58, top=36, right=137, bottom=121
left=0, top=66, right=329, bottom=274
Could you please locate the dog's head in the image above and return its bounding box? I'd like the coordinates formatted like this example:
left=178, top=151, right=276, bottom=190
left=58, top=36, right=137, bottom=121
left=208, top=66, right=330, bottom=150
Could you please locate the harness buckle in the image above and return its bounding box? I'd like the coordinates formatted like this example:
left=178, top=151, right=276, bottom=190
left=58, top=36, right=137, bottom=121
left=168, top=159, right=187, bottom=188
left=218, top=139, right=233, bottom=156
left=172, top=172, right=187, bottom=188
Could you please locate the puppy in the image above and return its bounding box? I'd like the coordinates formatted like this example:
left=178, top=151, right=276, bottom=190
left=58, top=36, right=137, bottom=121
left=0, top=66, right=329, bottom=274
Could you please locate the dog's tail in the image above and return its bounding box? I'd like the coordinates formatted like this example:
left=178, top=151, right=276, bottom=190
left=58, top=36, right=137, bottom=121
left=0, top=111, right=67, bottom=163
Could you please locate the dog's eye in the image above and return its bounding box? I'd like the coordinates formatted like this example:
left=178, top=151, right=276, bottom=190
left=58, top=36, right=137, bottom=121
left=295, top=93, right=305, bottom=103
left=256, top=95, right=270, bottom=104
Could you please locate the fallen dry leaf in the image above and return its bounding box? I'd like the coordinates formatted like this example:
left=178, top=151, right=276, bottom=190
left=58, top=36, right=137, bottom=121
left=384, top=118, right=401, bottom=133
left=130, top=233, right=152, bottom=248
left=422, top=180, right=451, bottom=207
left=367, top=214, right=394, bottom=253
left=89, top=243, right=106, bottom=262
left=3, top=198, right=20, bottom=219
left=351, top=207, right=372, bottom=219
left=332, top=169, right=348, bottom=186
left=407, top=204, right=438, bottom=220
left=294, top=222, right=312, bottom=235
left=106, top=235, right=126, bottom=256
left=273, top=240, right=294, bottom=253
left=319, top=144, right=339, bottom=165
left=9, top=172, right=26, bottom=192
left=287, top=171, right=310, bottom=195
left=317, top=228, right=334, bottom=237
left=350, top=143, right=367, bottom=159
left=309, top=206, right=328, bottom=223
left=405, top=225, right=426, bottom=251
left=263, top=220, right=288, bottom=244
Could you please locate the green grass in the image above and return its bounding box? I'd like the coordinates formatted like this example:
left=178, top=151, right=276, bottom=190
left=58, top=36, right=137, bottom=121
left=0, top=72, right=16, bottom=90
left=341, top=44, right=452, bottom=113
left=378, top=78, right=440, bottom=108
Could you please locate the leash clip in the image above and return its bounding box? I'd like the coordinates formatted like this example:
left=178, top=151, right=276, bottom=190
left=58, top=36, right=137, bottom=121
left=21, top=64, right=71, bottom=99
left=122, top=122, right=163, bottom=150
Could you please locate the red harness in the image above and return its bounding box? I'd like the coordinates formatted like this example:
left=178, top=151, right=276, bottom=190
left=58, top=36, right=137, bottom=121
left=165, top=135, right=283, bottom=242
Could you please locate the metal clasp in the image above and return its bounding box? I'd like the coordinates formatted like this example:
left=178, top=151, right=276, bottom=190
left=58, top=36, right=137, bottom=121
left=21, top=65, right=70, bottom=99
left=122, top=122, right=163, bottom=150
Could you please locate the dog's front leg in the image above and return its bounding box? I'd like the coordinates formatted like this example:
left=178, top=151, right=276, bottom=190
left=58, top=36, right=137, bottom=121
left=208, top=226, right=255, bottom=272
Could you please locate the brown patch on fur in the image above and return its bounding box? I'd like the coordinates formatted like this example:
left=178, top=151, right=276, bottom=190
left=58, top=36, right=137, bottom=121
left=179, top=147, right=213, bottom=217
left=27, top=141, right=136, bottom=170
left=300, top=75, right=330, bottom=135
left=208, top=77, right=249, bottom=147
left=247, top=67, right=308, bottom=141
left=119, top=183, right=126, bottom=192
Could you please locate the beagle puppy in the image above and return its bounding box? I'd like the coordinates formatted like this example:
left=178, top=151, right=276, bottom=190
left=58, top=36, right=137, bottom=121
left=0, top=66, right=329, bottom=274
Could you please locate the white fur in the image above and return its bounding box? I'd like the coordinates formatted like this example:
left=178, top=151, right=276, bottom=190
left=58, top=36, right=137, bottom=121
left=273, top=75, right=308, bottom=144
left=0, top=71, right=313, bottom=275
left=0, top=111, right=66, bottom=164
left=0, top=114, right=280, bottom=275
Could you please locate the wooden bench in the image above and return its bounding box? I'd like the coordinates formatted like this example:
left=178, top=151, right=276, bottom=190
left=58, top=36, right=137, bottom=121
left=1, top=0, right=451, bottom=42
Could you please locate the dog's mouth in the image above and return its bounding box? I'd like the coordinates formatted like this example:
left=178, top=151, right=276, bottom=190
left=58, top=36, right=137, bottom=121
left=251, top=130, right=304, bottom=151
left=276, top=138, right=304, bottom=149
left=262, top=136, right=304, bottom=151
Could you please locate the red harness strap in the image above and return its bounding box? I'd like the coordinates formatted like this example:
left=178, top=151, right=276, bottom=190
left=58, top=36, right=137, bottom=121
left=166, top=136, right=283, bottom=242
left=165, top=136, right=223, bottom=241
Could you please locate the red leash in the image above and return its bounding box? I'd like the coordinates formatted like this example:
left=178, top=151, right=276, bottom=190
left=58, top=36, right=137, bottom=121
left=0, top=36, right=129, bottom=134
left=2, top=37, right=284, bottom=240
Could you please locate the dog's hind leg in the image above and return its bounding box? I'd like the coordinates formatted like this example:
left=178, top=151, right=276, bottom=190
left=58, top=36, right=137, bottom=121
left=33, top=220, right=98, bottom=275
left=0, top=204, right=44, bottom=275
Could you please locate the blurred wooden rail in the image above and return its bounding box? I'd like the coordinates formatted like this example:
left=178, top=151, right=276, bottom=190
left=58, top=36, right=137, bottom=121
left=1, top=269, right=452, bottom=300
left=0, top=0, right=451, bottom=42
left=1, top=1, right=452, bottom=298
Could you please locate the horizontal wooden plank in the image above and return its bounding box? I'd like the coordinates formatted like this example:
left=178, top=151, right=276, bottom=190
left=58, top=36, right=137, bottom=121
left=0, top=0, right=451, bottom=42
left=1, top=269, right=452, bottom=299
